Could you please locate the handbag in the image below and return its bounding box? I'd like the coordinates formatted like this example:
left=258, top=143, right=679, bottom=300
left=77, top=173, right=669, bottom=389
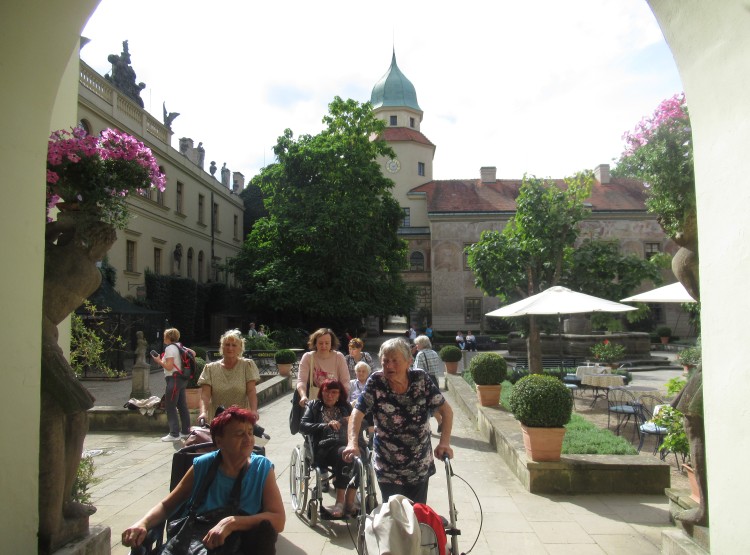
left=162, top=453, right=247, bottom=555
left=289, top=354, right=318, bottom=434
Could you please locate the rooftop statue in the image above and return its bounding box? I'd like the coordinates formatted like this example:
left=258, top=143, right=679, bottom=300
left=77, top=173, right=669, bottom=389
left=105, top=40, right=146, bottom=108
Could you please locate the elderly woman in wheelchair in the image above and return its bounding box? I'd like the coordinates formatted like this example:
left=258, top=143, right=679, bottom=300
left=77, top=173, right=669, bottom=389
left=122, top=406, right=285, bottom=553
left=299, top=378, right=365, bottom=518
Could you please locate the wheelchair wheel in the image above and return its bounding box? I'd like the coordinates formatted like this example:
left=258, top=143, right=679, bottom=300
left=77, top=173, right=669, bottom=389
left=289, top=445, right=308, bottom=513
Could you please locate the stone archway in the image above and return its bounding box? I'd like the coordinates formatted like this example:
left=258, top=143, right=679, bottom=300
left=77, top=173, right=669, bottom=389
left=4, top=1, right=750, bottom=551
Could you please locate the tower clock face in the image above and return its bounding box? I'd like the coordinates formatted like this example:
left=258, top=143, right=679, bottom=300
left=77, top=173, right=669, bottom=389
left=386, top=158, right=401, bottom=173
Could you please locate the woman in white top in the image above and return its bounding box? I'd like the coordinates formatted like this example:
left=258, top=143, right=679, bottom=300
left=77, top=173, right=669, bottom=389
left=197, top=329, right=260, bottom=422
left=296, top=328, right=350, bottom=407
left=153, top=327, right=195, bottom=441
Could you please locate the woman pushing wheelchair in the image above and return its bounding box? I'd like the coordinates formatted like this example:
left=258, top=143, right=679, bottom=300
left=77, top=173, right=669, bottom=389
left=121, top=406, right=284, bottom=553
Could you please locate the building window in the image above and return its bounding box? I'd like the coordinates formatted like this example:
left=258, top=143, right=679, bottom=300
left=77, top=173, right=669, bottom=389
left=187, top=248, right=194, bottom=279
left=176, top=182, right=184, bottom=214
left=410, top=251, right=425, bottom=271
left=389, top=115, right=397, bottom=126
left=198, top=195, right=205, bottom=224
left=410, top=117, right=415, bottom=128
left=465, top=298, right=481, bottom=323
left=463, top=243, right=475, bottom=270
left=198, top=251, right=204, bottom=283
left=418, top=162, right=425, bottom=176
left=213, top=202, right=219, bottom=232
left=78, top=119, right=91, bottom=134
left=153, top=247, right=162, bottom=275
left=401, top=207, right=410, bottom=227
left=645, top=242, right=661, bottom=259
left=126, top=240, right=136, bottom=272
left=233, top=214, right=239, bottom=240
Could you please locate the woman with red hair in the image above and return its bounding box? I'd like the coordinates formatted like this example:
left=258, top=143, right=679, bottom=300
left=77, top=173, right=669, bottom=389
left=122, top=406, right=284, bottom=552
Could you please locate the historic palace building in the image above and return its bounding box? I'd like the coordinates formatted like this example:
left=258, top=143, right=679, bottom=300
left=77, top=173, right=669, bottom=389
left=369, top=53, right=683, bottom=335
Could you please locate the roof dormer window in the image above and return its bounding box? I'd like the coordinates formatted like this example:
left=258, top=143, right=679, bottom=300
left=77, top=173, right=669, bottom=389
left=390, top=115, right=397, bottom=126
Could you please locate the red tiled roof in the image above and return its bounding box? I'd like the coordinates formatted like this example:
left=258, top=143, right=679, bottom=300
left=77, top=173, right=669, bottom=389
left=382, top=127, right=435, bottom=146
left=410, top=177, right=648, bottom=213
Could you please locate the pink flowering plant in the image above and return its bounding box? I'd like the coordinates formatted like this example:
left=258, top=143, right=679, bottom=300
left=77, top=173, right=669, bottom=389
left=589, top=339, right=626, bottom=364
left=614, top=93, right=694, bottom=238
left=46, top=127, right=166, bottom=228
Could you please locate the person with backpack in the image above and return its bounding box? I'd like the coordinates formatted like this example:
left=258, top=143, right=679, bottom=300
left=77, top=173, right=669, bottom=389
left=152, top=327, right=195, bottom=442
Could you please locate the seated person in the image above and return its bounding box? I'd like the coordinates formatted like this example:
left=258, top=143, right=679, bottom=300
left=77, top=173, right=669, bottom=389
left=465, top=330, right=477, bottom=351
left=300, top=379, right=362, bottom=518
left=455, top=331, right=466, bottom=350
left=121, top=406, right=284, bottom=552
left=348, top=361, right=371, bottom=405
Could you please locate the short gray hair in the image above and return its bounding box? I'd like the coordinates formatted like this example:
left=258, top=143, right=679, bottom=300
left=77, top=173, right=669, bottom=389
left=354, top=361, right=371, bottom=374
left=379, top=337, right=412, bottom=363
left=414, top=335, right=432, bottom=349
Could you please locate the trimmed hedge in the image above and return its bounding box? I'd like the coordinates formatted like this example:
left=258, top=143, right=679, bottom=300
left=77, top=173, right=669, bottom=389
left=439, top=345, right=462, bottom=362
left=508, top=374, right=573, bottom=427
left=468, top=352, right=507, bottom=385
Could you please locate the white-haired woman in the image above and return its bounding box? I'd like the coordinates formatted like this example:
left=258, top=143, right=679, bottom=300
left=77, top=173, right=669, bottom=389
left=343, top=338, right=454, bottom=504
left=198, top=329, right=260, bottom=422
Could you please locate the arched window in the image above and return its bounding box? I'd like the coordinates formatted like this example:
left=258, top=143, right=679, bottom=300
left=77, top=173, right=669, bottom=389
left=187, top=248, right=194, bottom=279
left=198, top=251, right=204, bottom=283
left=78, top=118, right=91, bottom=134
left=410, top=251, right=425, bottom=272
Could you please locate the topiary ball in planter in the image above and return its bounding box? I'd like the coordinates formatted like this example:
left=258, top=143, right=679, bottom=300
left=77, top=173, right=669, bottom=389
left=468, top=352, right=507, bottom=385
left=274, top=349, right=297, bottom=364
left=508, top=374, right=572, bottom=428
left=439, top=345, right=462, bottom=363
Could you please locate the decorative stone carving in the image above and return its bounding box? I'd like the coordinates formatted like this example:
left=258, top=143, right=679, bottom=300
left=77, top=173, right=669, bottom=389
left=104, top=40, right=146, bottom=108
left=39, top=212, right=116, bottom=553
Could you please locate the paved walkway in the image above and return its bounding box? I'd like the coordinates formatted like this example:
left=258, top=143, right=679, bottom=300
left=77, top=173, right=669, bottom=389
left=84, top=371, right=677, bottom=554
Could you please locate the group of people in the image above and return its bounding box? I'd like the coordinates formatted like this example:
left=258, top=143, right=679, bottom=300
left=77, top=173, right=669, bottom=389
left=126, top=327, right=281, bottom=551
left=455, top=330, right=477, bottom=351
left=295, top=328, right=453, bottom=515
left=124, top=326, right=455, bottom=552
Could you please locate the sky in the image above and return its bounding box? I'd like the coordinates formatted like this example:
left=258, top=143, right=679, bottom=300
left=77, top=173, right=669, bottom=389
left=80, top=0, right=683, bottom=183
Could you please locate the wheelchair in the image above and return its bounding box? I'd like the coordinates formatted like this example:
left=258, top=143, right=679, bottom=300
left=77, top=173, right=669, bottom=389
left=289, top=432, right=378, bottom=526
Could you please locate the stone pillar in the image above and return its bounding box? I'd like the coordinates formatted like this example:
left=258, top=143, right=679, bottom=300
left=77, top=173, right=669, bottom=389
left=130, top=362, right=151, bottom=399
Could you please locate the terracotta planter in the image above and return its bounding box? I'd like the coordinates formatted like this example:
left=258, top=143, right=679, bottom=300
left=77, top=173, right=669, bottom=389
left=186, top=387, right=201, bottom=410
left=476, top=384, right=502, bottom=406
left=520, top=423, right=566, bottom=462
left=277, top=363, right=292, bottom=377
left=684, top=464, right=701, bottom=503
left=444, top=361, right=459, bottom=374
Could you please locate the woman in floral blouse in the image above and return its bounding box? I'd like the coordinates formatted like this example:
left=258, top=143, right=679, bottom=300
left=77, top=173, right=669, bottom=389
left=343, top=338, right=454, bottom=504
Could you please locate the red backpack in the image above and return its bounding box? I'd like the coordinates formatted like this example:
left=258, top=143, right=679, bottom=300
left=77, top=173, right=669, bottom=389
left=413, top=502, right=447, bottom=555
left=163, top=342, right=196, bottom=382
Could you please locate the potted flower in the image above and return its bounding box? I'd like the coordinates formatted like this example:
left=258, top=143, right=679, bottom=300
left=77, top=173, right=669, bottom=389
left=46, top=127, right=166, bottom=228
left=274, top=348, right=297, bottom=377
left=677, top=344, right=701, bottom=373
left=508, top=374, right=573, bottom=462
left=468, top=352, right=507, bottom=406
left=656, top=325, right=672, bottom=345
left=439, top=345, right=462, bottom=374
left=589, top=339, right=626, bottom=368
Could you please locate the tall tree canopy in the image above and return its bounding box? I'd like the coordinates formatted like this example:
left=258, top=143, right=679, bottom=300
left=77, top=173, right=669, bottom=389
left=230, top=97, right=413, bottom=325
left=467, top=173, right=592, bottom=372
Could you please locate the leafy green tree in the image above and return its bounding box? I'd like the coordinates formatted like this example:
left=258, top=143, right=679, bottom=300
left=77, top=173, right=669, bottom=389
left=467, top=173, right=592, bottom=373
left=614, top=93, right=698, bottom=299
left=565, top=240, right=663, bottom=302
left=239, top=177, right=267, bottom=239
left=230, top=97, right=413, bottom=325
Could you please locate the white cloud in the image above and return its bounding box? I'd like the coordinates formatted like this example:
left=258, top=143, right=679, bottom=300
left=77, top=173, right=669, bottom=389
left=81, top=0, right=682, bottom=182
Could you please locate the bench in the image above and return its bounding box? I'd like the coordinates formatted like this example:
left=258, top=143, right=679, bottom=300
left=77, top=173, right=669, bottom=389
left=513, top=356, right=586, bottom=370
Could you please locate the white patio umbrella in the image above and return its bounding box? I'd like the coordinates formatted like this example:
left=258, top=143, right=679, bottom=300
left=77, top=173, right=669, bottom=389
left=486, top=286, right=638, bottom=318
left=486, top=286, right=637, bottom=365
left=620, top=282, right=696, bottom=303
